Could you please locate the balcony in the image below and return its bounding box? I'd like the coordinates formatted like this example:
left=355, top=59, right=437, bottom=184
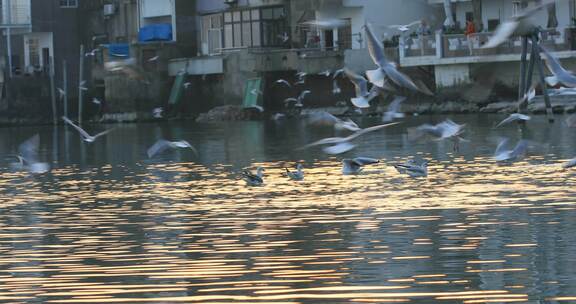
left=168, top=56, right=223, bottom=76
left=400, top=28, right=576, bottom=67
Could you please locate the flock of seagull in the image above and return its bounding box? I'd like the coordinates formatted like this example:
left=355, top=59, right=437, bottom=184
left=241, top=8, right=576, bottom=187
left=7, top=4, right=576, bottom=186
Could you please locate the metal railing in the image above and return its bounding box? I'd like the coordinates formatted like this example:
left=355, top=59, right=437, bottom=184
left=403, top=35, right=437, bottom=57
left=401, top=27, right=576, bottom=61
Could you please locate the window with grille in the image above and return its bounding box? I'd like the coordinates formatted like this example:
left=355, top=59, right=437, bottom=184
left=201, top=14, right=223, bottom=54
left=60, top=0, right=78, bottom=8
left=221, top=6, right=287, bottom=50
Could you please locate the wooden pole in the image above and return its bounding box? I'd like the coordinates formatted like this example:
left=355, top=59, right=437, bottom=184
left=49, top=56, right=57, bottom=125
left=6, top=0, right=12, bottom=78
left=62, top=60, right=68, bottom=118
left=518, top=36, right=528, bottom=102
left=533, top=35, right=554, bottom=123
left=518, top=36, right=537, bottom=114
left=78, top=44, right=84, bottom=126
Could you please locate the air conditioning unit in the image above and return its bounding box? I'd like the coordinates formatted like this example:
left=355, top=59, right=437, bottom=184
left=103, top=4, right=116, bottom=16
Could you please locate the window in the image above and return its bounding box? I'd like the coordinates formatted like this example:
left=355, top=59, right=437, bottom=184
left=487, top=19, right=500, bottom=31
left=512, top=1, right=521, bottom=16
left=60, top=0, right=78, bottom=8
left=337, top=19, right=352, bottom=50
left=222, top=6, right=287, bottom=49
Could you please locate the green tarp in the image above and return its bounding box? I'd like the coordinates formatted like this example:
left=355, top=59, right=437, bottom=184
left=168, top=73, right=186, bottom=105
left=243, top=78, right=262, bottom=108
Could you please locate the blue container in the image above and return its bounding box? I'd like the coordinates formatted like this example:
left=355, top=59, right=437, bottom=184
left=138, top=23, right=173, bottom=42
left=108, top=43, right=130, bottom=57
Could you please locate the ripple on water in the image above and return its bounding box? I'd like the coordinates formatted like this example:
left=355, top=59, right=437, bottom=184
left=1, top=116, right=576, bottom=303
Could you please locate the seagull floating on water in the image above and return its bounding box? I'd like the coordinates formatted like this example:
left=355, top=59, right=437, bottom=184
left=242, top=167, right=264, bottom=186
left=147, top=140, right=197, bottom=158
left=285, top=164, right=304, bottom=181
left=62, top=116, right=115, bottom=143
left=342, top=157, right=379, bottom=175
left=394, top=159, right=428, bottom=177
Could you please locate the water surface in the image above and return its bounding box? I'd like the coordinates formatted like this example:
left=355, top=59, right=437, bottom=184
left=1, top=114, right=576, bottom=303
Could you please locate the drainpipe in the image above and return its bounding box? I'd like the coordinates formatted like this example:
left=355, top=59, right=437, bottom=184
left=435, top=30, right=443, bottom=59
left=399, top=34, right=406, bottom=61
left=6, top=0, right=12, bottom=78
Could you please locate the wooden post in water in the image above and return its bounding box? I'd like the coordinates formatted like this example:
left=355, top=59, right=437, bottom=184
left=518, top=36, right=537, bottom=114
left=532, top=34, right=554, bottom=123
left=49, top=56, right=57, bottom=125
left=62, top=60, right=68, bottom=119
left=518, top=36, right=528, bottom=103
left=78, top=44, right=84, bottom=126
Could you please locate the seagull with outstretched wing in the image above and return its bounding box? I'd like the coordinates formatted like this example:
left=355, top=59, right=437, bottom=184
left=382, top=96, right=406, bottom=122
left=62, top=116, right=114, bottom=143
left=494, top=138, right=528, bottom=162
left=482, top=1, right=554, bottom=49
left=147, top=139, right=198, bottom=158
left=540, top=45, right=576, bottom=88
left=342, top=157, right=380, bottom=175
left=299, top=122, right=400, bottom=155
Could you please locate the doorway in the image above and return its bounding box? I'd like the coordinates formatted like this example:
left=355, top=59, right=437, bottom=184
left=324, top=29, right=334, bottom=50
left=42, top=48, right=50, bottom=74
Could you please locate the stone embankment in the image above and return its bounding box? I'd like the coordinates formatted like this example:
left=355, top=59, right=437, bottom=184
left=2, top=97, right=575, bottom=126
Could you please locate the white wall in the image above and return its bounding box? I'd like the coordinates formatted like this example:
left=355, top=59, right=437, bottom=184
left=140, top=0, right=172, bottom=18
left=435, top=63, right=470, bottom=87
left=316, top=0, right=442, bottom=49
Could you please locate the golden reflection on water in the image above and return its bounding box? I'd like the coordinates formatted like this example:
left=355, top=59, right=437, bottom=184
left=0, top=155, right=576, bottom=303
